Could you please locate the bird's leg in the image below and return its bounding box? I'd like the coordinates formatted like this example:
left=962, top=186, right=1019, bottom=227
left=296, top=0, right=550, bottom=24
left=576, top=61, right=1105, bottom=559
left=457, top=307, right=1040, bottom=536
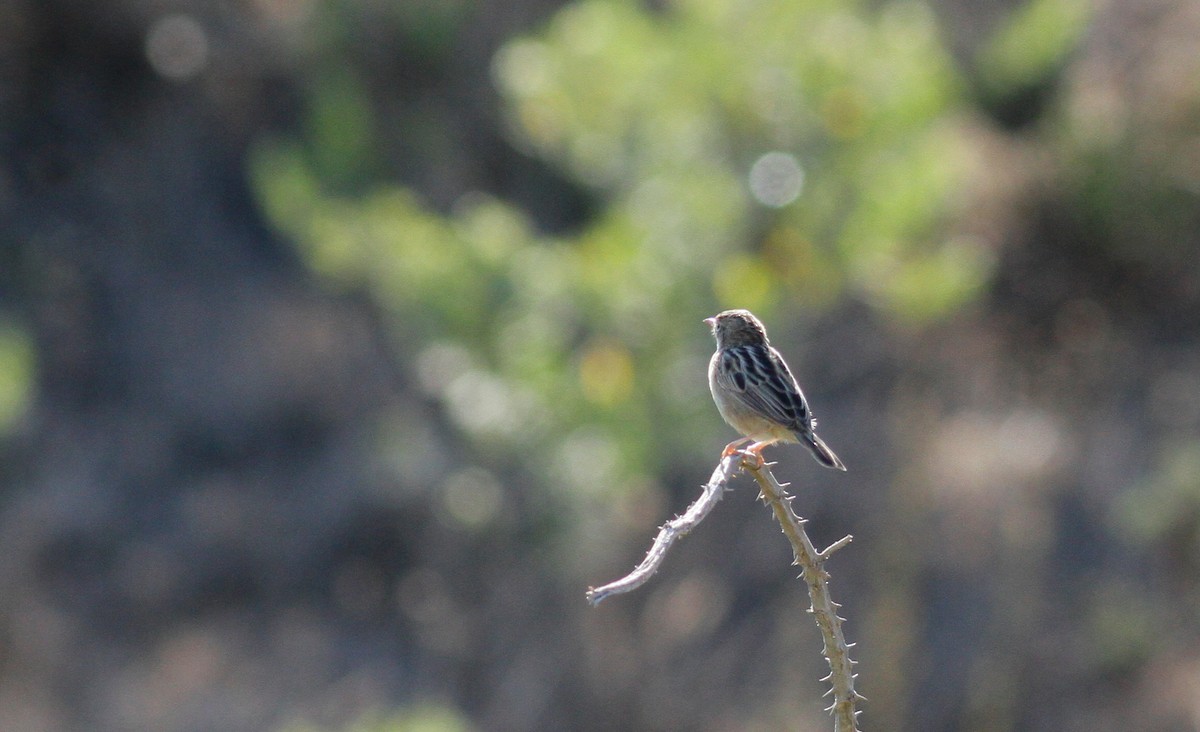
left=721, top=437, right=753, bottom=457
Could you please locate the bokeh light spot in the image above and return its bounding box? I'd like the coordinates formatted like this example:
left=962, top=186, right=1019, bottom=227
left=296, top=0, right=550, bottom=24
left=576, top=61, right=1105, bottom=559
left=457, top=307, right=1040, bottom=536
left=748, top=152, right=805, bottom=208
left=492, top=39, right=552, bottom=98
left=145, top=15, right=209, bottom=82
left=440, top=467, right=504, bottom=530
left=578, top=339, right=634, bottom=407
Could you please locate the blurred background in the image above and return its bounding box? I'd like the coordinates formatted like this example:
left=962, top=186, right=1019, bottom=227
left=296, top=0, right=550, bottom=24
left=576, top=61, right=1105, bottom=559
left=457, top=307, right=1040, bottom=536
left=2, top=0, right=1199, bottom=730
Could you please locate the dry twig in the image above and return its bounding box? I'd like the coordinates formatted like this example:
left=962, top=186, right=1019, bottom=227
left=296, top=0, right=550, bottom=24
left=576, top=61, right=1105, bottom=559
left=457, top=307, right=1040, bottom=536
left=586, top=452, right=741, bottom=606
left=587, top=452, right=862, bottom=731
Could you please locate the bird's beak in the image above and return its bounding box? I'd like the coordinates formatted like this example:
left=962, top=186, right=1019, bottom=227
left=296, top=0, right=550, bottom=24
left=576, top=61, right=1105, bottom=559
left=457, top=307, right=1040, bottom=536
left=703, top=317, right=716, bottom=328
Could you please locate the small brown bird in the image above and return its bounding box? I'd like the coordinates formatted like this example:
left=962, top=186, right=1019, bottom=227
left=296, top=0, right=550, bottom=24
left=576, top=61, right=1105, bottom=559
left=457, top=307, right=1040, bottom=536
left=706, top=309, right=846, bottom=470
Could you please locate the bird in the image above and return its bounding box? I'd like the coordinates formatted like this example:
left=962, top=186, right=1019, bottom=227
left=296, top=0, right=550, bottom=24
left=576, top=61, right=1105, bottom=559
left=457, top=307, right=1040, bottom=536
left=705, top=309, right=846, bottom=470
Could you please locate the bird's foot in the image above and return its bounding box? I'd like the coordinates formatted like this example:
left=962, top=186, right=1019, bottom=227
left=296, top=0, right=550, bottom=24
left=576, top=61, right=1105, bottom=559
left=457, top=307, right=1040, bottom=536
left=739, top=441, right=769, bottom=468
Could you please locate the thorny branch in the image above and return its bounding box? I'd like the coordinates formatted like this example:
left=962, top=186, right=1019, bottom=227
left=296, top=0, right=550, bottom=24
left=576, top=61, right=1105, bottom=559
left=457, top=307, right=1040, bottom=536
left=742, top=455, right=863, bottom=731
left=586, top=452, right=863, bottom=731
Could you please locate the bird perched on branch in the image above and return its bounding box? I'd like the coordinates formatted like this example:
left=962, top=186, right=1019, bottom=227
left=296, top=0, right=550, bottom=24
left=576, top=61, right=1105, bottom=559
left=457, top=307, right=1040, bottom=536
left=706, top=309, right=846, bottom=470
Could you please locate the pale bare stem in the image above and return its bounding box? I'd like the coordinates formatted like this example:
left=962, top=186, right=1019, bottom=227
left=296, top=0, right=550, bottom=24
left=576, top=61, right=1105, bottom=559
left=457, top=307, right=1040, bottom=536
left=742, top=457, right=862, bottom=732
left=586, top=453, right=742, bottom=606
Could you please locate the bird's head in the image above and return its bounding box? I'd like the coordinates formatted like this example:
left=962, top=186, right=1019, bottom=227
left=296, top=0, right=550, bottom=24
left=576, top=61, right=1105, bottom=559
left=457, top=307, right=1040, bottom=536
left=705, top=309, right=769, bottom=348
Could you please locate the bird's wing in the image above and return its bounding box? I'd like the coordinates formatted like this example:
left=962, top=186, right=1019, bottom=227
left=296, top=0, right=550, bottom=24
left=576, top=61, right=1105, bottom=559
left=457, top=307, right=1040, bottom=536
left=716, top=345, right=812, bottom=431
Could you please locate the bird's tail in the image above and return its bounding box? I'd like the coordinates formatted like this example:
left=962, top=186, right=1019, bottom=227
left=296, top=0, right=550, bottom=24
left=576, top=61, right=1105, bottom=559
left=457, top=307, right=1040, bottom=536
left=801, top=431, right=846, bottom=471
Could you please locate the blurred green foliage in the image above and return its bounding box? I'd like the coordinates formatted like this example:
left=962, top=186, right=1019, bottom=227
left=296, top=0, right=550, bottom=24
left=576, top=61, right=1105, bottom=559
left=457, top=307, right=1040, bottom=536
left=1114, top=440, right=1200, bottom=549
left=251, top=0, right=996, bottom=492
left=0, top=319, right=33, bottom=436
left=282, top=705, right=476, bottom=732
left=305, top=65, right=377, bottom=187
left=491, top=0, right=990, bottom=320
left=977, top=0, right=1090, bottom=94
